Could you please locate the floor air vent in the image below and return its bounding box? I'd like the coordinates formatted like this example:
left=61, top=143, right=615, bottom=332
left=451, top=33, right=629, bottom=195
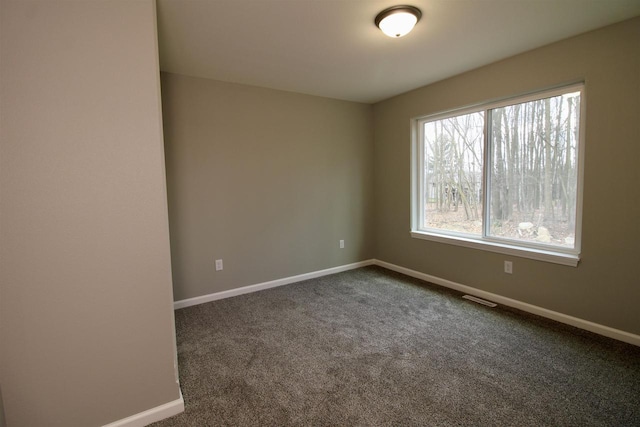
left=462, top=295, right=497, bottom=307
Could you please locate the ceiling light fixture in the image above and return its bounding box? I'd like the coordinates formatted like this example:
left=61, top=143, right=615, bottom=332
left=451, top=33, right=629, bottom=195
left=375, top=5, right=422, bottom=38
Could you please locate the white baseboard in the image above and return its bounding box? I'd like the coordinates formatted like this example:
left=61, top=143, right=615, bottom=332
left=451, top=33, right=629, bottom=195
left=373, top=259, right=640, bottom=347
left=172, top=258, right=639, bottom=347
left=174, top=260, right=375, bottom=310
left=102, top=389, right=184, bottom=427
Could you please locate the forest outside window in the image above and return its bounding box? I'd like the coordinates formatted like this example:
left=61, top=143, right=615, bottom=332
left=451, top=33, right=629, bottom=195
left=411, top=84, right=584, bottom=266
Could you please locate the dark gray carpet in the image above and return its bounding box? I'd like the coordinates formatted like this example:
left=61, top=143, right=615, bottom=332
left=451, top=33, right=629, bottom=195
left=152, top=266, right=640, bottom=426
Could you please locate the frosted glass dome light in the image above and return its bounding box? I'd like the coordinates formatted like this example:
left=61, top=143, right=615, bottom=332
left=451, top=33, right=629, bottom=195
left=375, top=5, right=422, bottom=38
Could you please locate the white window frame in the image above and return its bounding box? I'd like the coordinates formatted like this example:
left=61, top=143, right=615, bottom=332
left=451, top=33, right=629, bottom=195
left=410, top=83, right=586, bottom=267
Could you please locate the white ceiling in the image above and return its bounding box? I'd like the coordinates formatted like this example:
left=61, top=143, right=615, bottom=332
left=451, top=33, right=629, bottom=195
left=157, top=0, right=640, bottom=104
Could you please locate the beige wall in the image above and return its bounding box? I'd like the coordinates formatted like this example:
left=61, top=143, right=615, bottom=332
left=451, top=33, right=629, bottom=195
left=373, top=17, right=640, bottom=335
left=0, top=1, right=181, bottom=425
left=162, top=73, right=374, bottom=301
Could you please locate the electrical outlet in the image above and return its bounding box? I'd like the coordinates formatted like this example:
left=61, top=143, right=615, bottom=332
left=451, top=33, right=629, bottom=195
left=504, top=260, right=513, bottom=274
left=215, top=259, right=223, bottom=271
left=339, top=240, right=345, bottom=249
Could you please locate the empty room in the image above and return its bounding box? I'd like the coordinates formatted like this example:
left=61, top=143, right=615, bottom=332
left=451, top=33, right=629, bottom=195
left=1, top=1, right=640, bottom=426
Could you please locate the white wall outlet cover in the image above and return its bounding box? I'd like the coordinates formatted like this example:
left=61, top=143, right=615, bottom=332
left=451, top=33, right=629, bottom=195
left=504, top=261, right=513, bottom=274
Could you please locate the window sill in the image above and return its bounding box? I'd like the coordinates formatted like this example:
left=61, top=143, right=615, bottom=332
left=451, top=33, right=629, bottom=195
left=410, top=230, right=580, bottom=267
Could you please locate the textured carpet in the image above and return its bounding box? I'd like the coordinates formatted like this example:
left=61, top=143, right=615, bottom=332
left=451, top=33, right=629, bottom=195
left=152, top=266, right=640, bottom=426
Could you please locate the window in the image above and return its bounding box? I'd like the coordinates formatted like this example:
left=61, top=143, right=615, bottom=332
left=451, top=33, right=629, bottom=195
left=411, top=84, right=584, bottom=266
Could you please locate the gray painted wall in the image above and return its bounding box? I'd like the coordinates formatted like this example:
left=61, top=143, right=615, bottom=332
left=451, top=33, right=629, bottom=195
left=161, top=73, right=374, bottom=301
left=373, top=17, right=640, bottom=335
left=0, top=1, right=181, bottom=425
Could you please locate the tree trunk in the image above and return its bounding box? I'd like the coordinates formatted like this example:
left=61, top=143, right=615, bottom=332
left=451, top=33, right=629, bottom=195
left=492, top=110, right=507, bottom=220
left=543, top=98, right=553, bottom=221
